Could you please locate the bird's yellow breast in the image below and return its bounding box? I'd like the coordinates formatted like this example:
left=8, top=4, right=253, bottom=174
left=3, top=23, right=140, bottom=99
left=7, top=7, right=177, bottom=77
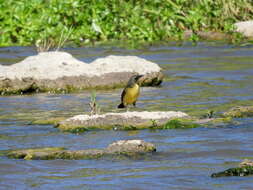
left=123, top=84, right=140, bottom=105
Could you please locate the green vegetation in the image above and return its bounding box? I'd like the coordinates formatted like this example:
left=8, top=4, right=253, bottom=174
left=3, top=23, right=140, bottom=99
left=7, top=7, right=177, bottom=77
left=161, top=118, right=200, bottom=129
left=89, top=91, right=101, bottom=115
left=1, top=0, right=253, bottom=47
left=6, top=147, right=66, bottom=160
left=31, top=117, right=66, bottom=125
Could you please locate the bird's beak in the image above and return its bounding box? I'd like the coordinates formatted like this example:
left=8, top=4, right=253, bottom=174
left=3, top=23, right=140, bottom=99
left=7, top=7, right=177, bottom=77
left=136, top=75, right=144, bottom=80
left=136, top=75, right=144, bottom=85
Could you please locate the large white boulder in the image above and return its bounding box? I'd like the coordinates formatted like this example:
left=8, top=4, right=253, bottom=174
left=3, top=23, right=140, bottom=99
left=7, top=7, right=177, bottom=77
left=0, top=52, right=163, bottom=94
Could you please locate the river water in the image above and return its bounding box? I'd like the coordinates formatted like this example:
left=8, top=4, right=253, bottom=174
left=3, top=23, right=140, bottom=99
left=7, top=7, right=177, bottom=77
left=0, top=43, right=253, bottom=190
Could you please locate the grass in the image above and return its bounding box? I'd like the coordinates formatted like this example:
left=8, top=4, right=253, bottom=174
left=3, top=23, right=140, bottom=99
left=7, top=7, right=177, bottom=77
left=0, top=0, right=253, bottom=47
left=89, top=91, right=101, bottom=115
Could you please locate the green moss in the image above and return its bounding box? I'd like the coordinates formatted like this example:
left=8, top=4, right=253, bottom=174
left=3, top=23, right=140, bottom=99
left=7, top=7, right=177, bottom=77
left=58, top=125, right=89, bottom=133
left=7, top=147, right=66, bottom=159
left=210, top=117, right=233, bottom=123
left=211, top=166, right=253, bottom=177
left=56, top=124, right=114, bottom=133
left=160, top=118, right=200, bottom=129
left=31, top=117, right=66, bottom=125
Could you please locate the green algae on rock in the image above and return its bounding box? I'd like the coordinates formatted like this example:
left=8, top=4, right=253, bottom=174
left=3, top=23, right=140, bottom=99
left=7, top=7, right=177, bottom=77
left=7, top=147, right=66, bottom=160
left=31, top=117, right=66, bottom=125
left=56, top=111, right=190, bottom=133
left=223, top=106, right=253, bottom=118
left=6, top=140, right=156, bottom=160
left=211, top=166, right=253, bottom=177
left=211, top=159, right=253, bottom=177
left=161, top=118, right=200, bottom=129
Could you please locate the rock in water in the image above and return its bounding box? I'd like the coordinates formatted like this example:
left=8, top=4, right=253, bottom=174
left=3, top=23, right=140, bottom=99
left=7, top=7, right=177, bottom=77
left=56, top=111, right=189, bottom=133
left=0, top=52, right=163, bottom=95
left=6, top=140, right=156, bottom=160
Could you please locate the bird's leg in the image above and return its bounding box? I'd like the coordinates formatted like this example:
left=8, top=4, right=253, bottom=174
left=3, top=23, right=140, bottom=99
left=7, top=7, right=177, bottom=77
left=126, top=105, right=129, bottom=112
left=133, top=101, right=136, bottom=107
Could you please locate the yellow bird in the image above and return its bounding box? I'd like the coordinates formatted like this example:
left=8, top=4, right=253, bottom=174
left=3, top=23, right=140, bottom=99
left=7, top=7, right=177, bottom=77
left=118, top=75, right=143, bottom=109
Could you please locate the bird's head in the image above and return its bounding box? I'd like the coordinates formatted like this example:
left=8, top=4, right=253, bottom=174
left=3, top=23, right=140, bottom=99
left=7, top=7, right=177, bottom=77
left=133, top=74, right=143, bottom=82
left=127, top=74, right=144, bottom=86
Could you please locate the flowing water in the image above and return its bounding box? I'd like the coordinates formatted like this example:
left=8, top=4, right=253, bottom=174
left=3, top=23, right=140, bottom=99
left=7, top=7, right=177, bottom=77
left=0, top=43, right=253, bottom=190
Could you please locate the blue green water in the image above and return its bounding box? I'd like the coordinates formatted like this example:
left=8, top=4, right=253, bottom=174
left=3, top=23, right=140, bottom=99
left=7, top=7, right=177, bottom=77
left=1, top=43, right=253, bottom=189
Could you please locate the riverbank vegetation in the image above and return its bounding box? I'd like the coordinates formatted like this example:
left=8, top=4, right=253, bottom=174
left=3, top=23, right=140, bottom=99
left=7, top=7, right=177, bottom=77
left=1, top=0, right=253, bottom=47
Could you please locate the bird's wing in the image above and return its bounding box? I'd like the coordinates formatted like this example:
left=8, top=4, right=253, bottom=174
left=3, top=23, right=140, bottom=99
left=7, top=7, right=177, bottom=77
left=121, top=88, right=127, bottom=102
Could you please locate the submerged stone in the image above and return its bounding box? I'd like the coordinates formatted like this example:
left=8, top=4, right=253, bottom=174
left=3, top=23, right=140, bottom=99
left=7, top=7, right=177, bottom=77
left=56, top=111, right=189, bottom=133
left=223, top=106, right=253, bottom=118
left=6, top=140, right=156, bottom=160
left=0, top=52, right=163, bottom=95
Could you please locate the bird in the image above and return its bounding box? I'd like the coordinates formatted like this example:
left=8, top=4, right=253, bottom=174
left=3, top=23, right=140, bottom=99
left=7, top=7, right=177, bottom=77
left=118, top=74, right=143, bottom=110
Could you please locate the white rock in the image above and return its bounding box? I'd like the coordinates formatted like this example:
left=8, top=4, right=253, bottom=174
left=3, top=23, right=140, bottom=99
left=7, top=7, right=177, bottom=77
left=66, top=111, right=188, bottom=122
left=109, top=140, right=143, bottom=146
left=0, top=52, right=161, bottom=80
left=234, top=21, right=253, bottom=37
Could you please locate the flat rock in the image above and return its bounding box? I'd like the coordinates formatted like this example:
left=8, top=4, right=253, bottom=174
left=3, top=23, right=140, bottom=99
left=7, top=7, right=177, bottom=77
left=0, top=52, right=163, bottom=94
left=57, top=111, right=189, bottom=133
left=234, top=20, right=253, bottom=37
left=6, top=140, right=156, bottom=160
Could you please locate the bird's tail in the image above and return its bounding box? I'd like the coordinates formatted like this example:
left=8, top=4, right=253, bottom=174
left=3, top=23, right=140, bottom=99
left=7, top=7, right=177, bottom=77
left=117, top=103, right=125, bottom=108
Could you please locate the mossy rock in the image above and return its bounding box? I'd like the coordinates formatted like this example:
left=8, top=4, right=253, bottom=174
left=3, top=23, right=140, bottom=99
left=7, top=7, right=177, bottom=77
left=211, top=159, right=253, bottom=177
left=7, top=147, right=66, bottom=160
left=56, top=110, right=238, bottom=133
left=56, top=111, right=192, bottom=133
left=211, top=166, right=253, bottom=177
left=223, top=106, right=253, bottom=118
left=6, top=140, right=156, bottom=160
